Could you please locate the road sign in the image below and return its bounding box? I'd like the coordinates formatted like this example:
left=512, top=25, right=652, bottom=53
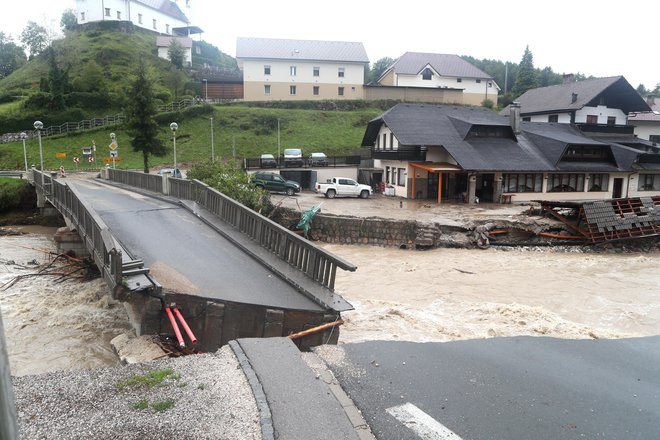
left=109, top=150, right=118, bottom=158
left=104, top=157, right=121, bottom=164
left=56, top=153, right=66, bottom=158
left=73, top=157, right=80, bottom=163
left=109, top=141, right=118, bottom=150
left=89, top=156, right=95, bottom=162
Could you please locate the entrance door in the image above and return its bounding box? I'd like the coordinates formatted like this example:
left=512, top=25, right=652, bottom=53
left=427, top=173, right=439, bottom=200
left=612, top=178, right=624, bottom=198
left=476, top=174, right=495, bottom=202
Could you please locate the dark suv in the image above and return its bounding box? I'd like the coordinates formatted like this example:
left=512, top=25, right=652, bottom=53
left=252, top=172, right=301, bottom=196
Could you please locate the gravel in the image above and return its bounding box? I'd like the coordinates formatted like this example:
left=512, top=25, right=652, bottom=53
left=12, top=346, right=262, bottom=440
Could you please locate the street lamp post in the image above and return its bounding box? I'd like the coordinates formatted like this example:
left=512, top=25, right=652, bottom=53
left=277, top=118, right=281, bottom=168
left=210, top=117, right=215, bottom=161
left=170, top=122, right=178, bottom=172
left=202, top=79, right=208, bottom=101
left=20, top=132, right=28, bottom=174
left=33, top=121, right=44, bottom=187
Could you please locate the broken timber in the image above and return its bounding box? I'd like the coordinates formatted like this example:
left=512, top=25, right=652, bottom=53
left=540, top=196, right=660, bottom=243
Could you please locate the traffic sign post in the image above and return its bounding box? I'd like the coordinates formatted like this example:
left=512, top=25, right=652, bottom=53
left=73, top=156, right=80, bottom=170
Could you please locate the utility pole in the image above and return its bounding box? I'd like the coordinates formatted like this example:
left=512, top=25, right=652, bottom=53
left=277, top=118, right=281, bottom=167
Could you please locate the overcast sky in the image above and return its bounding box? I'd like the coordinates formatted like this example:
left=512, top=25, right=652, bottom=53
left=3, top=0, right=658, bottom=90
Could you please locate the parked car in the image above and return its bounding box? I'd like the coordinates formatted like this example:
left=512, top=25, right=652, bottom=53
left=283, top=148, right=304, bottom=167
left=253, top=171, right=301, bottom=196
left=315, top=177, right=373, bottom=199
left=157, top=167, right=183, bottom=178
left=308, top=152, right=328, bottom=167
left=260, top=154, right=277, bottom=168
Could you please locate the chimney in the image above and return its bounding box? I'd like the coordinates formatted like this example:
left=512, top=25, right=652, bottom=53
left=646, top=95, right=656, bottom=107
left=563, top=73, right=574, bottom=84
left=509, top=101, right=521, bottom=134
left=571, top=93, right=578, bottom=103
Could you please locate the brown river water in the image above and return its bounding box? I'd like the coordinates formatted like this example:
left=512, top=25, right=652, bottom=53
left=1, top=227, right=659, bottom=376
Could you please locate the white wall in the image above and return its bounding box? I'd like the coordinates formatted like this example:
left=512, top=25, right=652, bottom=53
left=575, top=105, right=626, bottom=125
left=76, top=0, right=188, bottom=34
left=630, top=121, right=660, bottom=141
left=373, top=126, right=399, bottom=150
left=394, top=72, right=499, bottom=103
left=242, top=60, right=364, bottom=85
left=527, top=113, right=572, bottom=123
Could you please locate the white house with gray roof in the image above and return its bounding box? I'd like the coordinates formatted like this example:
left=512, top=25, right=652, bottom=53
left=236, top=37, right=369, bottom=101
left=76, top=0, right=190, bottom=36
left=376, top=52, right=500, bottom=106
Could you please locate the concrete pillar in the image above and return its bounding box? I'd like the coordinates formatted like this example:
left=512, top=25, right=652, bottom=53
left=0, top=311, right=18, bottom=440
left=495, top=172, right=504, bottom=203
left=468, top=174, right=477, bottom=204
left=54, top=227, right=90, bottom=258
left=123, top=294, right=163, bottom=336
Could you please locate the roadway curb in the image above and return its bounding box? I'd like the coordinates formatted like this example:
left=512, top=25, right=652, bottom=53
left=228, top=340, right=275, bottom=440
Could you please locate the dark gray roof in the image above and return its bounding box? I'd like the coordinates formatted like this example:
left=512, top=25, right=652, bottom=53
left=384, top=52, right=492, bottom=80
left=137, top=0, right=189, bottom=23
left=363, top=104, right=658, bottom=172
left=235, top=37, right=369, bottom=63
left=500, top=76, right=651, bottom=115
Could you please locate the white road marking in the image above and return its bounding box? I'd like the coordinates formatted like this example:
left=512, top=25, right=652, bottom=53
left=386, top=402, right=464, bottom=440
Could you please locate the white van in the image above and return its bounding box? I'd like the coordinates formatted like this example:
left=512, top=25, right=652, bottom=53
left=283, top=148, right=304, bottom=167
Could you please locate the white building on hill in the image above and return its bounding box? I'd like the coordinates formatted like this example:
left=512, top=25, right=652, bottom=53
left=76, top=0, right=191, bottom=36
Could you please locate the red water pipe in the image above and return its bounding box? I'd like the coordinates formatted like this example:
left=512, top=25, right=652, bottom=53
left=165, top=307, right=185, bottom=348
left=173, top=307, right=198, bottom=345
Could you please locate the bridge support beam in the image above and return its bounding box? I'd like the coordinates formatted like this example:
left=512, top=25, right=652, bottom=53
left=54, top=227, right=90, bottom=258
left=123, top=293, right=163, bottom=336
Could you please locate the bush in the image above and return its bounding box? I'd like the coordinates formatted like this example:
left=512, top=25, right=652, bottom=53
left=0, top=178, right=35, bottom=212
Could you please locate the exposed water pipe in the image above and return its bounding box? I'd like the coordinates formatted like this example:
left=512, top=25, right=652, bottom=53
left=288, top=320, right=345, bottom=340
left=165, top=307, right=185, bottom=348
left=173, top=308, right=198, bottom=345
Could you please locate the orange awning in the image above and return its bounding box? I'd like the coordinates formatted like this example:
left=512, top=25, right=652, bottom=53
left=409, top=162, right=463, bottom=173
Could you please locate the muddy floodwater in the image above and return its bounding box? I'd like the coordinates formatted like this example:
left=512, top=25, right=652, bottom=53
left=324, top=244, right=660, bottom=343
left=1, top=227, right=659, bottom=377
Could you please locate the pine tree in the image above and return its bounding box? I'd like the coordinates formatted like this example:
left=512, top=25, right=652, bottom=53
left=512, top=46, right=538, bottom=98
left=124, top=61, right=167, bottom=173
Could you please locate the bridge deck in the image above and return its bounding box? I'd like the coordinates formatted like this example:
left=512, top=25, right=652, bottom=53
left=68, top=179, right=324, bottom=312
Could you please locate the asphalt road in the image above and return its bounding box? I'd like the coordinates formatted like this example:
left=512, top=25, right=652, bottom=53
left=316, top=336, right=660, bottom=439
left=68, top=179, right=323, bottom=311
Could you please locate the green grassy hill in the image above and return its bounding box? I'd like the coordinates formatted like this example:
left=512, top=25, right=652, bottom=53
left=0, top=104, right=382, bottom=171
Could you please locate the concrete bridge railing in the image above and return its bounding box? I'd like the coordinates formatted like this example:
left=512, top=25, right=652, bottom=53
left=105, top=169, right=356, bottom=290
left=31, top=170, right=123, bottom=293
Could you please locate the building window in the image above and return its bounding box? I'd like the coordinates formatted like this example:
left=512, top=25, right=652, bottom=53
left=548, top=114, right=559, bottom=123
left=290, top=85, right=297, bottom=95
left=338, top=67, right=345, bottom=78
left=385, top=166, right=390, bottom=183
left=351, top=87, right=356, bottom=92
left=264, top=85, right=271, bottom=95
left=153, top=19, right=157, bottom=29
left=264, top=65, right=270, bottom=75
left=563, top=145, right=609, bottom=161
left=117, top=11, right=121, bottom=19
left=195, top=46, right=201, bottom=55
left=586, top=114, right=598, bottom=124
left=650, top=135, right=660, bottom=144
left=422, top=68, right=432, bottom=80
left=476, top=79, right=482, bottom=83
left=502, top=174, right=543, bottom=192
left=390, top=133, right=394, bottom=149
left=397, top=168, right=406, bottom=186
left=313, top=86, right=320, bottom=96
left=548, top=174, right=585, bottom=192
left=588, top=174, right=609, bottom=192
left=392, top=168, right=398, bottom=186
left=607, top=116, right=616, bottom=126
left=105, top=8, right=111, bottom=16
left=313, top=67, right=319, bottom=76
left=81, top=12, right=85, bottom=21
left=138, top=13, right=142, bottom=24
left=382, top=133, right=388, bottom=150
left=290, top=66, right=297, bottom=76
left=522, top=117, right=531, bottom=122
left=166, top=24, right=170, bottom=33
left=457, top=78, right=462, bottom=83
left=338, top=87, right=344, bottom=96
left=638, top=174, right=660, bottom=191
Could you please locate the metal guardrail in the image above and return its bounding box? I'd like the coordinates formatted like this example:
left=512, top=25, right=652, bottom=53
left=108, top=168, right=163, bottom=193
left=106, top=169, right=356, bottom=290
left=244, top=155, right=361, bottom=170
left=31, top=170, right=123, bottom=292
left=0, top=98, right=203, bottom=144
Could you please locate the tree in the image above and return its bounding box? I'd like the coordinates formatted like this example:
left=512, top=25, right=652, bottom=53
left=512, top=46, right=538, bottom=98
left=636, top=84, right=650, bottom=97
left=19, top=21, right=50, bottom=59
left=168, top=39, right=185, bottom=70
left=367, top=57, right=395, bottom=84
left=72, top=60, right=106, bottom=92
left=0, top=32, right=27, bottom=79
left=124, top=61, right=168, bottom=173
left=60, top=9, right=78, bottom=33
